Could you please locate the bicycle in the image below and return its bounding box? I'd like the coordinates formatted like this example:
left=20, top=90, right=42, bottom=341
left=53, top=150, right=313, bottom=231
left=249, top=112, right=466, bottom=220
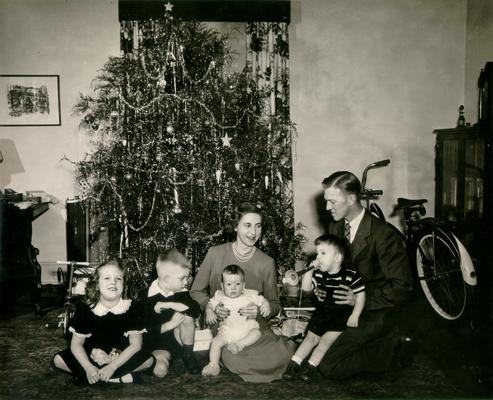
left=360, top=159, right=477, bottom=320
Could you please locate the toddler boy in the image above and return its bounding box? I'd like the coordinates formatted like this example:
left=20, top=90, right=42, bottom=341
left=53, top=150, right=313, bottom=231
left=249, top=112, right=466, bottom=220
left=141, top=249, right=201, bottom=377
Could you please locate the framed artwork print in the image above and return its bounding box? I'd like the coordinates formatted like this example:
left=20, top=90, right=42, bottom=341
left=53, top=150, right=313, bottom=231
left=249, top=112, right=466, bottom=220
left=0, top=75, right=61, bottom=126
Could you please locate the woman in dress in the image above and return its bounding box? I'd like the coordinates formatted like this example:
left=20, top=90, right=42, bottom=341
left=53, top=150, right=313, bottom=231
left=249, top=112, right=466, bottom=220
left=190, top=202, right=295, bottom=382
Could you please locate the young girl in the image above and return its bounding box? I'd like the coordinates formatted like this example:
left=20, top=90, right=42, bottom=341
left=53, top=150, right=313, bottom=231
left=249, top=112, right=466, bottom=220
left=53, top=260, right=153, bottom=384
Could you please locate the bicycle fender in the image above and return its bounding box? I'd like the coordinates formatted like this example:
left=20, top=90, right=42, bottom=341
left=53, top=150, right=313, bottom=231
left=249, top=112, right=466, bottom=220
left=450, top=233, right=477, bottom=286
left=418, top=218, right=461, bottom=260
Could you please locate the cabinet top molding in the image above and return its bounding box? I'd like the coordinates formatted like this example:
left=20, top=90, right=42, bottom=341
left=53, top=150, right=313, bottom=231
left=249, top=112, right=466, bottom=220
left=119, top=0, right=291, bottom=23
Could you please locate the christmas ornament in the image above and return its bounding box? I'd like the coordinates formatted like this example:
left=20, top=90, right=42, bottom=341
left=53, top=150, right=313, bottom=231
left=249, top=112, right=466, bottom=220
left=155, top=153, right=163, bottom=162
left=157, top=77, right=167, bottom=89
left=110, top=176, right=117, bottom=184
left=122, top=139, right=127, bottom=146
left=221, top=133, right=232, bottom=147
left=264, top=175, right=269, bottom=189
left=234, top=162, right=240, bottom=171
left=125, top=173, right=133, bottom=181
left=204, top=120, right=210, bottom=127
left=215, top=169, right=222, bottom=183
left=166, top=124, right=174, bottom=134
left=164, top=1, right=173, bottom=12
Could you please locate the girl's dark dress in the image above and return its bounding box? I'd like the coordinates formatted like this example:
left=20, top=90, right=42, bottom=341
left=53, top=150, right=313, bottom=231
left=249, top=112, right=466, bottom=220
left=56, top=299, right=150, bottom=379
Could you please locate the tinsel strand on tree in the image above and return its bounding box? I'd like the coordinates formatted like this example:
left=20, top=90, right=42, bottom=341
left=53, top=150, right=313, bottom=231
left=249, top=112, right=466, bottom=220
left=69, top=7, right=306, bottom=294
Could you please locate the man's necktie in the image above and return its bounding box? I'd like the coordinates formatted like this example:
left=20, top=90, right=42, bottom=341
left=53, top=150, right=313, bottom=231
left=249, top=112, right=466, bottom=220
left=344, top=220, right=351, bottom=244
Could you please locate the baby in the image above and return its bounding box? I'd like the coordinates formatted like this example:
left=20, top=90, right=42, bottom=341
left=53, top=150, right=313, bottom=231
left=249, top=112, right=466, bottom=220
left=201, top=264, right=270, bottom=376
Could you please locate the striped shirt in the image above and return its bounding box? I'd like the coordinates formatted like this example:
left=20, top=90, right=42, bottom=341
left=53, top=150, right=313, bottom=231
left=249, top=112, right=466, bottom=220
left=312, top=268, right=365, bottom=307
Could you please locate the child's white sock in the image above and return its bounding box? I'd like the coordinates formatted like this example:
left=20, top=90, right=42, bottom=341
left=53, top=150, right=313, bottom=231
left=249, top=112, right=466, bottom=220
left=291, top=355, right=303, bottom=365
left=308, top=360, right=318, bottom=367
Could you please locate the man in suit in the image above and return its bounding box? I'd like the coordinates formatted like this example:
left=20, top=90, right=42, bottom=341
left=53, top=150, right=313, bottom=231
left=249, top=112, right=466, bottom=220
left=316, top=170, right=413, bottom=379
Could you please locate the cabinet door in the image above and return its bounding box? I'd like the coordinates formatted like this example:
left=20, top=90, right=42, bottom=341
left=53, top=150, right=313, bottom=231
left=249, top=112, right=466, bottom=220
left=440, top=138, right=460, bottom=222
left=464, top=138, right=484, bottom=219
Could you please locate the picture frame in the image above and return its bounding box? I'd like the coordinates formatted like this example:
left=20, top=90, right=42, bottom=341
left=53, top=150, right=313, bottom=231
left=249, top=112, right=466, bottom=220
left=0, top=75, right=61, bottom=126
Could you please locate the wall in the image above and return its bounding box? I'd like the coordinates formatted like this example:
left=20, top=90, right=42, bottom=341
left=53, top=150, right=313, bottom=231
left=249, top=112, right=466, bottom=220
left=0, top=0, right=120, bottom=281
left=464, top=0, right=493, bottom=122
left=290, top=0, right=467, bottom=250
left=0, top=0, right=470, bottom=274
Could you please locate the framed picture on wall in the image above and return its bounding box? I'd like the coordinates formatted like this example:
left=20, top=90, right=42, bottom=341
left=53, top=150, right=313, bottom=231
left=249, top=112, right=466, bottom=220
left=0, top=75, right=61, bottom=126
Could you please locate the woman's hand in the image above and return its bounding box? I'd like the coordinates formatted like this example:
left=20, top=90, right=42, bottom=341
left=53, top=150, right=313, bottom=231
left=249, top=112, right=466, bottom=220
left=85, top=364, right=100, bottom=384
left=214, top=302, right=230, bottom=321
left=98, top=363, right=117, bottom=382
left=259, top=300, right=271, bottom=318
left=239, top=302, right=259, bottom=319
left=333, top=285, right=356, bottom=306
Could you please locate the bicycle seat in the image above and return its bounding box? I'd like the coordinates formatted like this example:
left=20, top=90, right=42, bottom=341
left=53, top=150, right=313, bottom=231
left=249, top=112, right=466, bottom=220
left=394, top=197, right=428, bottom=211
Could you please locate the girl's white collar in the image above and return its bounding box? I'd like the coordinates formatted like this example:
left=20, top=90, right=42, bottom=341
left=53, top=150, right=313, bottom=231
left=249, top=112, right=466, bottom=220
left=92, top=298, right=131, bottom=316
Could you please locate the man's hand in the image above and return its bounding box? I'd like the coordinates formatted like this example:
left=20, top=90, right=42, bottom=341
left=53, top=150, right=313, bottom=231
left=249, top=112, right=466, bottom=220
left=238, top=302, right=259, bottom=319
left=333, top=285, right=356, bottom=306
left=313, top=286, right=327, bottom=302
left=214, top=302, right=230, bottom=321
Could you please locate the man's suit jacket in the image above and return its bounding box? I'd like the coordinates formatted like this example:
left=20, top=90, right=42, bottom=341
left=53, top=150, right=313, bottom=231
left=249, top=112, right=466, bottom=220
left=329, top=210, right=413, bottom=311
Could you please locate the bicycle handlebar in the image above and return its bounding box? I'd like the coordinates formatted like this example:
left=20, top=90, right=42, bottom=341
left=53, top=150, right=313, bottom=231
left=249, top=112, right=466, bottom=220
left=56, top=261, right=91, bottom=266
left=361, top=159, right=390, bottom=192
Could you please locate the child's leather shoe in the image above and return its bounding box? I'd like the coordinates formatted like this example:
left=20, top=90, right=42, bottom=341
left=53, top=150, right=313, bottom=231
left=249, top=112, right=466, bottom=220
left=283, top=360, right=301, bottom=381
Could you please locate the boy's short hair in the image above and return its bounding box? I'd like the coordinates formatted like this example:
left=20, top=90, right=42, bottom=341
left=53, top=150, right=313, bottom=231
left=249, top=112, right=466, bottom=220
left=314, top=234, right=348, bottom=262
left=156, top=248, right=191, bottom=273
left=221, top=264, right=245, bottom=282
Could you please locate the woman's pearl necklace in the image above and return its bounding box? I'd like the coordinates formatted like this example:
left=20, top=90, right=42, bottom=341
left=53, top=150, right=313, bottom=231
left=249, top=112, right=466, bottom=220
left=232, top=241, right=256, bottom=263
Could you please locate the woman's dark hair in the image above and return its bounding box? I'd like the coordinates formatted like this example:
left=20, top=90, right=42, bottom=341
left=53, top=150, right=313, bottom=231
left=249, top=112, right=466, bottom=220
left=85, top=259, right=124, bottom=308
left=314, top=234, right=349, bottom=268
left=322, top=171, right=361, bottom=198
left=221, top=264, right=245, bottom=282
left=230, top=201, right=263, bottom=227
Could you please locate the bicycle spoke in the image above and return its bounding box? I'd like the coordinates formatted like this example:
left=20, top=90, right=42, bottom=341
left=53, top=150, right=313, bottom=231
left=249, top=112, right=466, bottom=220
left=415, top=231, right=466, bottom=320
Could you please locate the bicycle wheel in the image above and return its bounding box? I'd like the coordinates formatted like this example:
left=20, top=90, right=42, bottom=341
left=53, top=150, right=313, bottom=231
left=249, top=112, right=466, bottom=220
left=415, top=228, right=466, bottom=320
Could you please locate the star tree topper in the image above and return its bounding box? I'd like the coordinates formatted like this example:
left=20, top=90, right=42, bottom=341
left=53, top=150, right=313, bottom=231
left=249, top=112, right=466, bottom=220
left=164, top=1, right=173, bottom=12
left=221, top=133, right=232, bottom=147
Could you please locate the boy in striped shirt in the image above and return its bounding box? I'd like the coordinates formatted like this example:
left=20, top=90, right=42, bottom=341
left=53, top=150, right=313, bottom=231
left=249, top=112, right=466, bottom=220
left=283, top=234, right=365, bottom=382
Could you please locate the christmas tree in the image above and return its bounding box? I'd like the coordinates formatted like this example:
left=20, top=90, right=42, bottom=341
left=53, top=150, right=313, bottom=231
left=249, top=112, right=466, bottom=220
left=70, top=7, right=305, bottom=292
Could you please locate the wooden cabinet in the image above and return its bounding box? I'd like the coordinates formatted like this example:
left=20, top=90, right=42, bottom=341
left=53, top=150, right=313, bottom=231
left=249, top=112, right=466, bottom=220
left=434, top=126, right=493, bottom=314
left=434, top=127, right=492, bottom=261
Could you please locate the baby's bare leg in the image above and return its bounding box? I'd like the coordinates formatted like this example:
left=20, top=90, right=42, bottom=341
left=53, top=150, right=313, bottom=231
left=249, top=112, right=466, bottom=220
left=228, top=328, right=261, bottom=354
left=202, top=334, right=227, bottom=376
